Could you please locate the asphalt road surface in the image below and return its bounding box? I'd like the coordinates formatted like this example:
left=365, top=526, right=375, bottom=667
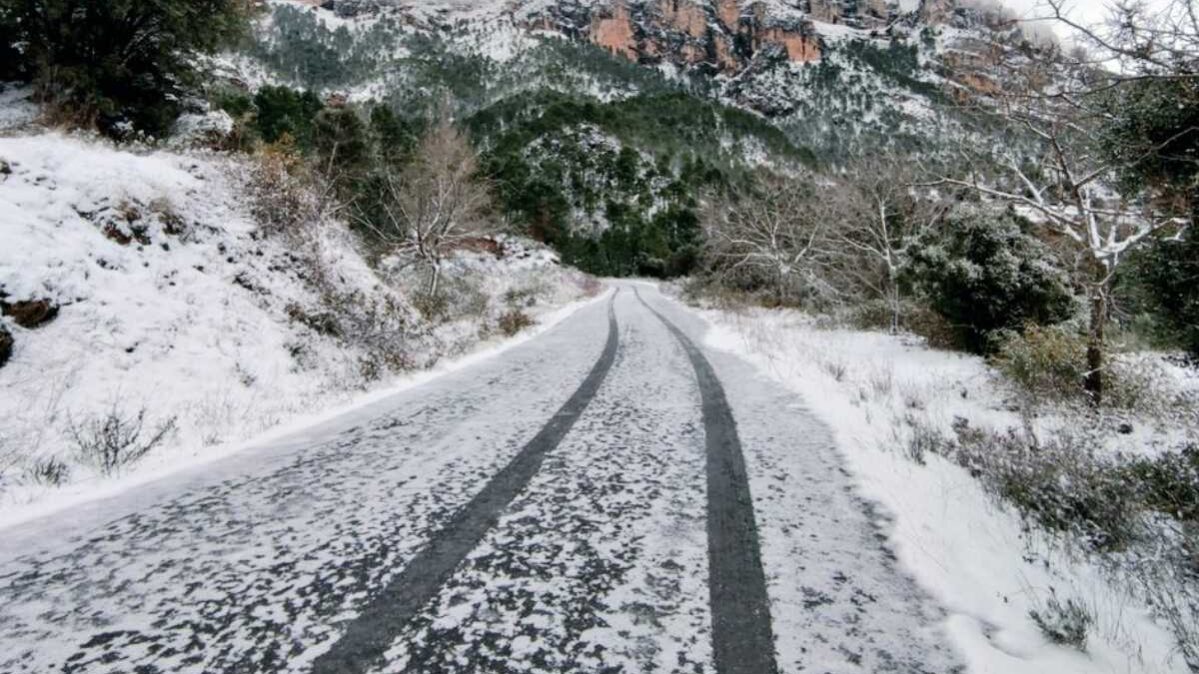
left=0, top=283, right=964, bottom=674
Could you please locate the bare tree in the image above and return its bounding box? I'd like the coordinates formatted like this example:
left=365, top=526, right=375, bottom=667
left=937, top=50, right=1186, bottom=405
left=702, top=174, right=837, bottom=305
left=826, top=159, right=947, bottom=333
left=364, top=113, right=496, bottom=299
left=1036, top=0, right=1199, bottom=80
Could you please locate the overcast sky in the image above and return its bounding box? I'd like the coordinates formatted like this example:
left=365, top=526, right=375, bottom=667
left=1002, top=0, right=1108, bottom=23
left=998, top=0, right=1169, bottom=36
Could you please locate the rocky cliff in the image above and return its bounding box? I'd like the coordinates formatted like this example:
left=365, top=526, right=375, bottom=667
left=307, top=0, right=964, bottom=77
left=519, top=0, right=826, bottom=75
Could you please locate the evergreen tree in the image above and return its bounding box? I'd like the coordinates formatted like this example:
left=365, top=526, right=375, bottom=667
left=1134, top=230, right=1199, bottom=358
left=254, top=86, right=324, bottom=148
left=3, top=0, right=251, bottom=137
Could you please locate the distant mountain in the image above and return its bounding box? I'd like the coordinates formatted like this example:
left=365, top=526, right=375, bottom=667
left=241, top=0, right=1028, bottom=157
left=231, top=0, right=1032, bottom=273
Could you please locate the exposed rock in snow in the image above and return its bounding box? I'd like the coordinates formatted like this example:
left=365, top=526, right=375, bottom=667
left=169, top=110, right=235, bottom=148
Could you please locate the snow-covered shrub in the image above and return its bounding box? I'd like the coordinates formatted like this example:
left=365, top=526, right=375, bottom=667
left=1122, top=523, right=1199, bottom=670
left=950, top=422, right=1141, bottom=552
left=247, top=140, right=322, bottom=237
left=993, top=325, right=1088, bottom=404
left=946, top=416, right=1199, bottom=658
left=69, top=406, right=178, bottom=477
left=323, top=290, right=422, bottom=381
left=25, top=457, right=70, bottom=487
left=170, top=110, right=235, bottom=149
left=905, top=209, right=1074, bottom=354
left=1127, top=445, right=1199, bottom=523
left=1029, top=591, right=1093, bottom=651
left=904, top=416, right=944, bottom=466
left=497, top=309, right=534, bottom=337
left=993, top=326, right=1172, bottom=412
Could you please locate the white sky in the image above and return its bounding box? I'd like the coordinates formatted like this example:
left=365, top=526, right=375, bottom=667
left=1001, top=0, right=1111, bottom=26
left=998, top=0, right=1171, bottom=37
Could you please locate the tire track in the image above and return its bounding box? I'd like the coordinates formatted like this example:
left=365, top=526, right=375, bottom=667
left=634, top=287, right=779, bottom=674
left=310, top=290, right=622, bottom=674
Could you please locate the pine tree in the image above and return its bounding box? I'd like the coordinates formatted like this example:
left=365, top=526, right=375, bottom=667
left=4, top=0, right=250, bottom=137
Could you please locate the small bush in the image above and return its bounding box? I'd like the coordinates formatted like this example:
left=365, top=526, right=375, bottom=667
left=993, top=326, right=1088, bottom=404
left=497, top=309, right=534, bottom=337
left=905, top=417, right=945, bottom=465
left=247, top=138, right=321, bottom=237
left=993, top=326, right=1171, bottom=412
left=69, top=406, right=178, bottom=476
left=1030, top=591, right=1093, bottom=651
left=26, top=457, right=71, bottom=487
left=502, top=286, right=538, bottom=309
left=903, top=304, right=960, bottom=350
left=951, top=423, right=1141, bottom=551
left=1124, top=445, right=1199, bottom=522
left=821, top=359, right=848, bottom=382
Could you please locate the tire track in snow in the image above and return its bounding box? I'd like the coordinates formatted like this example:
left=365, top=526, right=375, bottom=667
left=634, top=287, right=779, bottom=674
left=310, top=291, right=622, bottom=674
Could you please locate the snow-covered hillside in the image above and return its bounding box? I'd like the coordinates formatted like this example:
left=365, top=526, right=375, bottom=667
left=242, top=0, right=1021, bottom=164
left=0, top=130, right=597, bottom=521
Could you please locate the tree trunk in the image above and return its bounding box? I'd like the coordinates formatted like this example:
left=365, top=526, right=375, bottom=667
left=1084, top=264, right=1108, bottom=407
left=887, top=271, right=901, bottom=335
left=426, top=263, right=442, bottom=299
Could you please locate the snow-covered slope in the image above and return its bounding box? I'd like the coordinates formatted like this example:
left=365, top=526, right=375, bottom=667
left=697, top=304, right=1196, bottom=674
left=0, top=131, right=596, bottom=517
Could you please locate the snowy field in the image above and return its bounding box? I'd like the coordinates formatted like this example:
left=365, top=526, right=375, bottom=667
left=693, top=302, right=1197, bottom=674
left=0, top=130, right=598, bottom=525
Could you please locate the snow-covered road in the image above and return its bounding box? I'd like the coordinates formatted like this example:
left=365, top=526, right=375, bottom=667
left=0, top=284, right=962, bottom=673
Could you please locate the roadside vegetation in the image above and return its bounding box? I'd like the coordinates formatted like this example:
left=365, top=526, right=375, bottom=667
left=1, top=0, right=1197, bottom=665
left=687, top=2, right=1199, bottom=665
left=0, top=1, right=596, bottom=503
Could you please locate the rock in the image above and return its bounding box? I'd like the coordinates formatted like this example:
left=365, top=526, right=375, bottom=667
left=0, top=324, right=11, bottom=368
left=170, top=110, right=234, bottom=148
left=919, top=0, right=956, bottom=25
left=1118, top=422, right=1134, bottom=435
left=2, top=299, right=59, bottom=329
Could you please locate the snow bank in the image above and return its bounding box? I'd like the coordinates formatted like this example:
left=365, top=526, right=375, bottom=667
left=0, top=131, right=595, bottom=521
left=696, top=306, right=1190, bottom=674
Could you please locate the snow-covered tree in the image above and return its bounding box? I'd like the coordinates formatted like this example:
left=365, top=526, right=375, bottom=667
left=940, top=51, right=1185, bottom=405
left=365, top=113, right=497, bottom=298
left=702, top=175, right=837, bottom=304
left=827, top=159, right=946, bottom=333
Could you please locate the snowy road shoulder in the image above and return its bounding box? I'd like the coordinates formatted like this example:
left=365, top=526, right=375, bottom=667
left=0, top=288, right=611, bottom=540
left=692, top=304, right=1188, bottom=674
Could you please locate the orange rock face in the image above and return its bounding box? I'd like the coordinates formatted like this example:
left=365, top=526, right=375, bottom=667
left=920, top=0, right=956, bottom=25
left=591, top=1, right=638, bottom=60
left=713, top=34, right=740, bottom=71
left=760, top=27, right=822, bottom=62
left=808, top=0, right=841, bottom=24
left=716, top=0, right=740, bottom=31
left=585, top=0, right=822, bottom=68
left=658, top=0, right=709, bottom=38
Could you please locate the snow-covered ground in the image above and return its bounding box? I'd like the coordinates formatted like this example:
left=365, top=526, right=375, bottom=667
left=694, top=303, right=1196, bottom=674
left=0, top=130, right=598, bottom=524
